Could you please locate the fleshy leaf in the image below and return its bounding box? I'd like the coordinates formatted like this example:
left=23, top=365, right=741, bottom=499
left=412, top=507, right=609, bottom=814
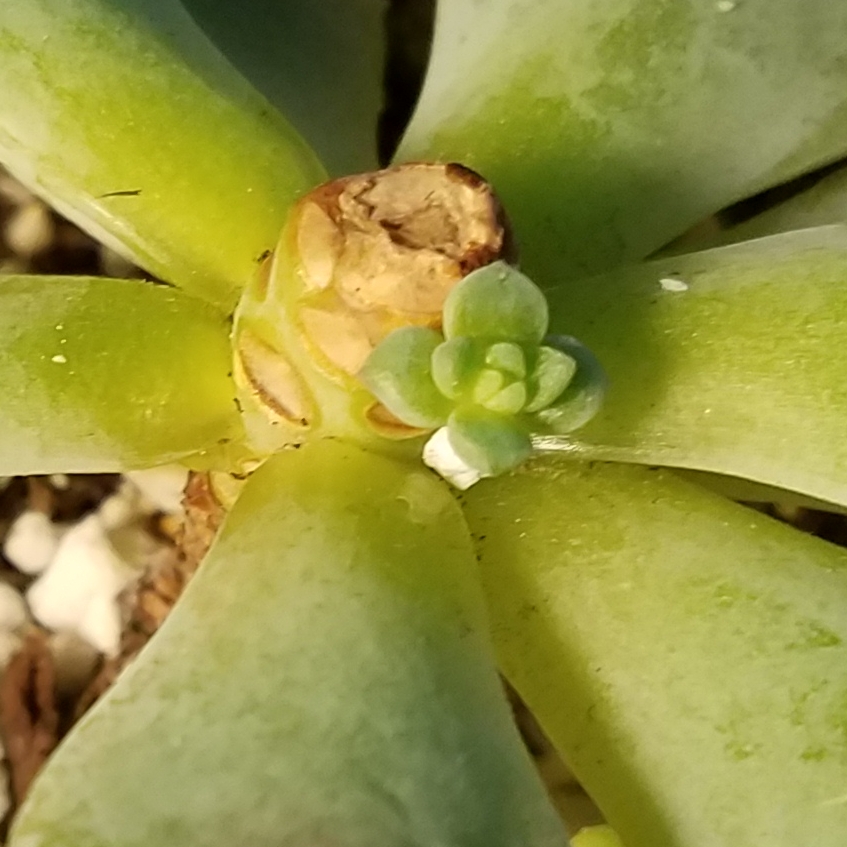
left=524, top=345, right=578, bottom=413
left=358, top=326, right=451, bottom=428
left=431, top=337, right=483, bottom=400
left=399, top=0, right=847, bottom=285
left=0, top=275, right=240, bottom=474
left=486, top=341, right=527, bottom=379
left=538, top=226, right=847, bottom=508
left=11, top=441, right=568, bottom=847
left=0, top=0, right=326, bottom=308
left=531, top=336, right=606, bottom=432
left=443, top=261, right=548, bottom=343
left=448, top=410, right=532, bottom=476
left=181, top=0, right=386, bottom=174
left=463, top=456, right=847, bottom=847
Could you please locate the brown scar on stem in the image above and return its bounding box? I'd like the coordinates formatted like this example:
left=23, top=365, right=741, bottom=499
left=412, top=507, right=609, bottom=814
left=233, top=330, right=313, bottom=428
left=289, top=162, right=515, bottom=382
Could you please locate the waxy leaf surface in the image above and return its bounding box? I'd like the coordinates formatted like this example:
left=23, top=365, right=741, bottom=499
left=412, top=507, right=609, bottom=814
left=0, top=0, right=325, bottom=307
left=0, top=275, right=238, bottom=474
left=11, top=441, right=567, bottom=847
left=463, top=457, right=847, bottom=847
left=400, top=0, right=847, bottom=286
left=540, top=226, right=847, bottom=508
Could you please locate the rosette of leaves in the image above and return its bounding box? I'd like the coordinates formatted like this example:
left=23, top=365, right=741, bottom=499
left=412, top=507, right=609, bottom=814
left=361, top=261, right=606, bottom=475
left=2, top=2, right=847, bottom=847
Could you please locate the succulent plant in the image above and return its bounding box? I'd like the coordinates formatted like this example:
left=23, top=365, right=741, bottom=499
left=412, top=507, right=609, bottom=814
left=1, top=2, right=847, bottom=846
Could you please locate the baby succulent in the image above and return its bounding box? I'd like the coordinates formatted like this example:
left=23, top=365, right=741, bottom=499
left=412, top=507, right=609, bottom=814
left=359, top=261, right=606, bottom=478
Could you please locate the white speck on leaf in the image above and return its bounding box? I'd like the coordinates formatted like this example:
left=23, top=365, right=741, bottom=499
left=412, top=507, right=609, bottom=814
left=50, top=354, right=67, bottom=364
left=659, top=276, right=689, bottom=293
left=716, top=0, right=736, bottom=9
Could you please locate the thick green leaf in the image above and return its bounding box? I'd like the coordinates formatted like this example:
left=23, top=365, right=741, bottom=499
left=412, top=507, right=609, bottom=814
left=0, top=0, right=326, bottom=308
left=181, top=0, right=386, bottom=175
left=536, top=226, right=847, bottom=508
left=359, top=326, right=452, bottom=428
left=461, top=457, right=847, bottom=847
left=12, top=441, right=568, bottom=847
left=444, top=261, right=548, bottom=344
left=398, top=0, right=847, bottom=286
left=0, top=275, right=240, bottom=474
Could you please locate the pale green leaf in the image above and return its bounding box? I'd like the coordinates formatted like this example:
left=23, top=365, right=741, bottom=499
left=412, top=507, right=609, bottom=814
left=524, top=346, right=576, bottom=414
left=182, top=0, right=387, bottom=175
left=537, top=226, right=847, bottom=508
left=449, top=410, right=532, bottom=476
left=11, top=441, right=567, bottom=847
left=444, top=261, right=548, bottom=343
left=432, top=337, right=484, bottom=400
left=359, top=326, right=451, bottom=428
left=399, top=0, right=847, bottom=285
left=0, top=0, right=326, bottom=308
left=0, top=275, right=240, bottom=474
left=462, top=457, right=847, bottom=847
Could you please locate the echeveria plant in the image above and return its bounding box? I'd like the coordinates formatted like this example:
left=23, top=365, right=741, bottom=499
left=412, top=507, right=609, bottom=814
left=1, top=2, right=847, bottom=847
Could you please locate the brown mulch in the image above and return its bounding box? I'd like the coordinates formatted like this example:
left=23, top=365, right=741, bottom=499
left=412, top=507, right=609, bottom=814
left=0, top=634, right=58, bottom=811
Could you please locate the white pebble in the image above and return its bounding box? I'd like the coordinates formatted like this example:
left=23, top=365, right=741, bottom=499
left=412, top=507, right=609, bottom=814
left=27, top=514, right=134, bottom=656
left=49, top=473, right=70, bottom=490
left=97, top=480, right=143, bottom=530
left=77, top=592, right=123, bottom=660
left=5, top=200, right=53, bottom=256
left=4, top=510, right=61, bottom=575
left=126, top=465, right=188, bottom=514
left=0, top=583, right=28, bottom=630
left=423, top=427, right=486, bottom=491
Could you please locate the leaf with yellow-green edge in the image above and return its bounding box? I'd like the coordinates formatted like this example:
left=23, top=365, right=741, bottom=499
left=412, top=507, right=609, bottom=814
left=536, top=225, right=847, bottom=509
left=461, top=457, right=847, bottom=847
left=0, top=275, right=240, bottom=475
left=10, top=440, right=568, bottom=847
left=398, top=0, right=847, bottom=286
left=182, top=0, right=387, bottom=175
left=0, top=0, right=326, bottom=309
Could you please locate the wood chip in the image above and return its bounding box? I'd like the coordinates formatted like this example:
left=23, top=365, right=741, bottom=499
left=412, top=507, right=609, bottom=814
left=0, top=633, right=59, bottom=810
